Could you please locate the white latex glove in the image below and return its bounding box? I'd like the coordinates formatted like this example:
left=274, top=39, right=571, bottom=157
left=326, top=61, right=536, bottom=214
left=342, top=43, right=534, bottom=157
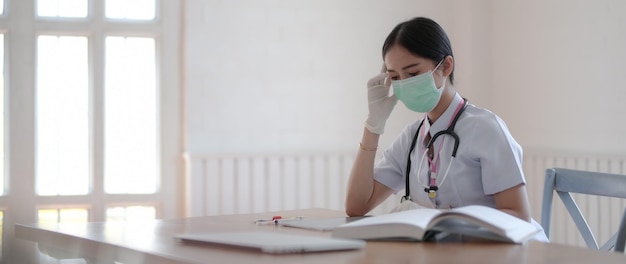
left=364, top=65, right=397, bottom=134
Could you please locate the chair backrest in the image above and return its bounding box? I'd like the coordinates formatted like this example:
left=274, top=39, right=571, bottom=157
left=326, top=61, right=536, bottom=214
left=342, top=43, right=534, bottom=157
left=616, top=209, right=626, bottom=253
left=541, top=168, right=626, bottom=251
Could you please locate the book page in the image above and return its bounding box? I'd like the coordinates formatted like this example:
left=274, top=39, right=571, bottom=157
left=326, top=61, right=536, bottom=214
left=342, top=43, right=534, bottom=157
left=427, top=205, right=539, bottom=243
left=427, top=218, right=514, bottom=242
left=332, top=209, right=441, bottom=240
left=342, top=208, right=441, bottom=229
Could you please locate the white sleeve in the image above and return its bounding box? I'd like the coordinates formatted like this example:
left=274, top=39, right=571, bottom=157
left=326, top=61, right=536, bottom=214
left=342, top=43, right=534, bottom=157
left=373, top=121, right=422, bottom=194
left=466, top=114, right=526, bottom=195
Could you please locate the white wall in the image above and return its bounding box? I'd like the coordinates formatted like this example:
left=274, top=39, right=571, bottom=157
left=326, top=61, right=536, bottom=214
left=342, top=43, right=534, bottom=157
left=184, top=0, right=495, bottom=155
left=183, top=0, right=626, bottom=178
left=184, top=0, right=626, bottom=165
left=491, top=0, right=626, bottom=154
left=183, top=0, right=626, bottom=240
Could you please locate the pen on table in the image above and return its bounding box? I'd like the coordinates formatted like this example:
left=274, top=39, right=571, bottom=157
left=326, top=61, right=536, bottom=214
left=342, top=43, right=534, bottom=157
left=254, top=215, right=303, bottom=224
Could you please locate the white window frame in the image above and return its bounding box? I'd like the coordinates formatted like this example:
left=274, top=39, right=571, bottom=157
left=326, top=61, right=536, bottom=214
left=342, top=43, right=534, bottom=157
left=0, top=0, right=183, bottom=261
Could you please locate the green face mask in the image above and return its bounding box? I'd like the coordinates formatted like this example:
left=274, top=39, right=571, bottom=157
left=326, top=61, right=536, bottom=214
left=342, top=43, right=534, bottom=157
left=392, top=61, right=445, bottom=113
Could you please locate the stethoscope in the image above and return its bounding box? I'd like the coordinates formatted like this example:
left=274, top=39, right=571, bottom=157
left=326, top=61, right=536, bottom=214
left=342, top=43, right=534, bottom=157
left=401, top=99, right=468, bottom=204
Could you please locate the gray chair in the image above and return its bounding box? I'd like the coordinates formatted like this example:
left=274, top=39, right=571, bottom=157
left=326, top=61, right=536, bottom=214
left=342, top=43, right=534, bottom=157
left=616, top=209, right=626, bottom=253
left=541, top=168, right=626, bottom=251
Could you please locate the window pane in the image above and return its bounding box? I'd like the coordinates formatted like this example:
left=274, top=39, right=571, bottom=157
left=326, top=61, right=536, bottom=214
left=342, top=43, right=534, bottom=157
left=106, top=205, right=156, bottom=222
left=36, top=35, right=89, bottom=196
left=0, top=211, right=3, bottom=257
left=38, top=0, right=88, bottom=18
left=59, top=208, right=88, bottom=222
left=104, top=37, right=157, bottom=194
left=106, top=0, right=155, bottom=20
left=0, top=0, right=4, bottom=15
left=0, top=34, right=4, bottom=196
left=38, top=208, right=88, bottom=223
left=37, top=209, right=59, bottom=223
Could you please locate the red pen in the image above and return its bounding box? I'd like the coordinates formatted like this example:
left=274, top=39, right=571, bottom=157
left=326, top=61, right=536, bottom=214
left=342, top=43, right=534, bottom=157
left=254, top=215, right=302, bottom=224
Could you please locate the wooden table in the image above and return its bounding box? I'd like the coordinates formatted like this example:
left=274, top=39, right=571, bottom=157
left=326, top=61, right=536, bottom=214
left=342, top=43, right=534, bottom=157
left=15, top=208, right=626, bottom=264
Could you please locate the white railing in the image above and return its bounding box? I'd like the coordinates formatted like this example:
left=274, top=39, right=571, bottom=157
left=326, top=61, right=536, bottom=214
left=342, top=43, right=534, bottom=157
left=184, top=153, right=398, bottom=217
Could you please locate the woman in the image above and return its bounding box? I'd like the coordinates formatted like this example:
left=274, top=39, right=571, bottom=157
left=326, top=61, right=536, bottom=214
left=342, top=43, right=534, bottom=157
left=345, top=17, right=547, bottom=241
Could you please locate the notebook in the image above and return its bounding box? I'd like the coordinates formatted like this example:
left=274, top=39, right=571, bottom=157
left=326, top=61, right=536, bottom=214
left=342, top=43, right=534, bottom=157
left=280, top=216, right=371, bottom=231
left=175, top=231, right=365, bottom=254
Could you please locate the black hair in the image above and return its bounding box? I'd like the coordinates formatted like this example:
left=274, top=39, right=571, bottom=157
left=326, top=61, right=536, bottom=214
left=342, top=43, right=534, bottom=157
left=382, top=17, right=454, bottom=84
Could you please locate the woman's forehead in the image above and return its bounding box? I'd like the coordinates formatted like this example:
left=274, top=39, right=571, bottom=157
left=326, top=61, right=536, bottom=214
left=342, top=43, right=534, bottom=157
left=384, top=46, right=432, bottom=71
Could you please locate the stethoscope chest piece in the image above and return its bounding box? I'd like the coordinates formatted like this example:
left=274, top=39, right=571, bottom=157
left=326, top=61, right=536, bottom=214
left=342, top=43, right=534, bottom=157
left=426, top=186, right=439, bottom=199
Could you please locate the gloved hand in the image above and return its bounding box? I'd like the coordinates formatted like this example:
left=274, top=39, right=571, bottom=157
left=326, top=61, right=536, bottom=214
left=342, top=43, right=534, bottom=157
left=364, top=65, right=397, bottom=134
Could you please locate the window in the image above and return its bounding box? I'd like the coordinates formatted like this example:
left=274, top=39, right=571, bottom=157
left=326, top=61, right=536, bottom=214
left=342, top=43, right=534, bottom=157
left=38, top=207, right=88, bottom=223
left=0, top=0, right=181, bottom=261
left=33, top=1, right=161, bottom=197
left=0, top=33, right=4, bottom=197
left=104, top=36, right=158, bottom=194
left=0, top=210, right=4, bottom=257
left=106, top=205, right=156, bottom=222
left=105, top=0, right=155, bottom=20
left=37, top=0, right=88, bottom=18
left=36, top=35, right=89, bottom=196
left=0, top=12, right=5, bottom=262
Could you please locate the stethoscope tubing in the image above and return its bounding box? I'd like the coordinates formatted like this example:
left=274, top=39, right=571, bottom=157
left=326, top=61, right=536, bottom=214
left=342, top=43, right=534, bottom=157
left=402, top=99, right=468, bottom=202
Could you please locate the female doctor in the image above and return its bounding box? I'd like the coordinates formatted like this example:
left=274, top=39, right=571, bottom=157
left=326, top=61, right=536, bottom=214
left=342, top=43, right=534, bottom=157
left=345, top=17, right=547, bottom=240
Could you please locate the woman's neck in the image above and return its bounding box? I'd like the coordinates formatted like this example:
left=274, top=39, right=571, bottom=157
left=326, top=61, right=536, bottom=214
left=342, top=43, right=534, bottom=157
left=427, top=86, right=456, bottom=124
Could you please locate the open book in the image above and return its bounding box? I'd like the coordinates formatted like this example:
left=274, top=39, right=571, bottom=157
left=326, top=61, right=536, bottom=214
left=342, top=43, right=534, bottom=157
left=332, top=205, right=540, bottom=244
